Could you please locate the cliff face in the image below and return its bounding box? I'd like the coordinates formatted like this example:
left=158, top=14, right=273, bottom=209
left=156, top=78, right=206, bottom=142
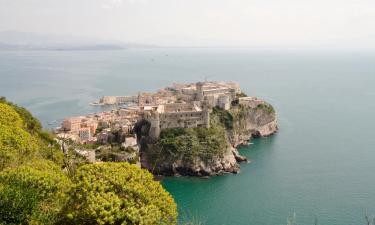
left=136, top=100, right=278, bottom=177
left=227, top=103, right=278, bottom=147
left=141, top=143, right=240, bottom=176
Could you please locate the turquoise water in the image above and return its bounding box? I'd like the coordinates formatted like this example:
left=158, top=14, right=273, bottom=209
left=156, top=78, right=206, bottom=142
left=1, top=49, right=375, bottom=224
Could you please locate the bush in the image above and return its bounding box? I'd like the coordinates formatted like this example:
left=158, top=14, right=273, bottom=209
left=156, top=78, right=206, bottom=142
left=256, top=103, right=275, bottom=115
left=0, top=160, right=71, bottom=225
left=236, top=92, right=248, bottom=98
left=0, top=102, right=63, bottom=170
left=62, top=162, right=177, bottom=225
left=155, top=122, right=228, bottom=164
left=212, top=106, right=234, bottom=130
left=0, top=97, right=42, bottom=133
left=0, top=103, right=40, bottom=170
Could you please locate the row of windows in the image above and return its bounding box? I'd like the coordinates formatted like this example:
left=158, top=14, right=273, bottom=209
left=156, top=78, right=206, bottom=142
left=160, top=112, right=203, bottom=119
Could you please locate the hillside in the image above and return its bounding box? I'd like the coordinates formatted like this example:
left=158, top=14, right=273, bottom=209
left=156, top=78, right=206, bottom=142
left=0, top=97, right=177, bottom=225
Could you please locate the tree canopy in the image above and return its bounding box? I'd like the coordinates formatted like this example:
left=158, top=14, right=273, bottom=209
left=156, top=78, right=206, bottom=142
left=0, top=102, right=40, bottom=170
left=0, top=160, right=71, bottom=225
left=63, top=162, right=177, bottom=225
left=153, top=121, right=228, bottom=165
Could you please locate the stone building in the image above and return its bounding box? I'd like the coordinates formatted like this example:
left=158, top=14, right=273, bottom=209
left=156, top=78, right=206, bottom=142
left=100, top=96, right=138, bottom=105
left=238, top=96, right=264, bottom=108
left=137, top=92, right=155, bottom=106
left=173, top=81, right=237, bottom=109
left=62, top=117, right=82, bottom=133
left=139, top=100, right=211, bottom=139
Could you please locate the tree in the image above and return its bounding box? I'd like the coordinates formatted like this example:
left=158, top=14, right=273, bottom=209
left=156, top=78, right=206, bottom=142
left=0, top=97, right=42, bottom=133
left=0, top=160, right=71, bottom=225
left=0, top=103, right=39, bottom=170
left=0, top=102, right=64, bottom=170
left=62, top=162, right=177, bottom=225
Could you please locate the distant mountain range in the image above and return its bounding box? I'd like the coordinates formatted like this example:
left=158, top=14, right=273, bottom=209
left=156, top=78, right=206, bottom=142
left=0, top=31, right=155, bottom=50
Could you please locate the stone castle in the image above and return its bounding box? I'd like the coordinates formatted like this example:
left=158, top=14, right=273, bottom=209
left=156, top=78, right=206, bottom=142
left=139, top=81, right=239, bottom=139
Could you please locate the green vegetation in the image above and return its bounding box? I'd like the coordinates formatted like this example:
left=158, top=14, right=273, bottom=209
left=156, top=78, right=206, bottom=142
left=0, top=102, right=54, bottom=170
left=256, top=102, right=275, bottom=115
left=0, top=98, right=64, bottom=170
left=152, top=120, right=228, bottom=166
left=212, top=106, right=234, bottom=130
left=62, top=163, right=177, bottom=225
left=0, top=97, right=177, bottom=225
left=236, top=92, right=248, bottom=98
left=0, top=160, right=71, bottom=225
left=0, top=97, right=42, bottom=133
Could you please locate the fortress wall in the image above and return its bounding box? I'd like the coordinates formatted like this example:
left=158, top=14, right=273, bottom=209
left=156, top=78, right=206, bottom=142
left=203, top=88, right=231, bottom=96
left=163, top=103, right=195, bottom=112
left=159, top=111, right=205, bottom=129
left=239, top=97, right=263, bottom=108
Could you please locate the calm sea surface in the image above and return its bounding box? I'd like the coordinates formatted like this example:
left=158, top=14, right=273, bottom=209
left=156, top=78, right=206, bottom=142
left=1, top=49, right=374, bottom=225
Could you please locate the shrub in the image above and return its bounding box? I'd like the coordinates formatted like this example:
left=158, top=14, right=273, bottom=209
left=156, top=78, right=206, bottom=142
left=212, top=106, right=234, bottom=130
left=256, top=103, right=275, bottom=115
left=0, top=103, right=40, bottom=170
left=62, top=162, right=177, bottom=225
left=155, top=122, right=228, bottom=164
left=236, top=92, right=248, bottom=98
left=0, top=102, right=63, bottom=170
left=0, top=160, right=71, bottom=225
left=0, top=97, right=42, bottom=133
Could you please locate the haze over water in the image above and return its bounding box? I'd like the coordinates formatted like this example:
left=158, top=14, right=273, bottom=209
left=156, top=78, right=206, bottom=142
left=1, top=49, right=374, bottom=224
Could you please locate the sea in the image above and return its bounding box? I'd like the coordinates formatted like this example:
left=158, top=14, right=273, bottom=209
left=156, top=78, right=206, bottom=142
left=0, top=48, right=374, bottom=225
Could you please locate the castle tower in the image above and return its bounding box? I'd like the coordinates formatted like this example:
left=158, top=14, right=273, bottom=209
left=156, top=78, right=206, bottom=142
left=137, top=92, right=142, bottom=106
left=148, top=110, right=160, bottom=139
left=229, top=88, right=236, bottom=101
left=196, top=82, right=204, bottom=101
left=202, top=99, right=211, bottom=128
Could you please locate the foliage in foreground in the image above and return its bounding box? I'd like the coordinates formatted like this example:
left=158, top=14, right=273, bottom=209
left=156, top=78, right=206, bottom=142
left=0, top=98, right=178, bottom=225
left=0, top=160, right=71, bottom=225
left=62, top=162, right=177, bottom=225
left=0, top=99, right=64, bottom=170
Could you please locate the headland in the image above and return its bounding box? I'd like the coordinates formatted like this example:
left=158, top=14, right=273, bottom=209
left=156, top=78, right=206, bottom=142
left=56, top=81, right=278, bottom=176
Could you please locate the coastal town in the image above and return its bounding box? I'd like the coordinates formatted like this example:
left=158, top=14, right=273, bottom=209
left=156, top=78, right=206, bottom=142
left=56, top=81, right=266, bottom=162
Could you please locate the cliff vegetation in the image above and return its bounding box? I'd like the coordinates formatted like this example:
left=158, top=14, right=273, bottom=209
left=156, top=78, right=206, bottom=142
left=154, top=123, right=228, bottom=164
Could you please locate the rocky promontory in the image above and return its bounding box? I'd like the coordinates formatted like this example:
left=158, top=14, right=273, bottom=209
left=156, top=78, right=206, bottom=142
left=135, top=97, right=278, bottom=176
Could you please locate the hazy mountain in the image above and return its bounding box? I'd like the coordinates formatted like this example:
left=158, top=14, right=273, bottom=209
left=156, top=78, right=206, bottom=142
left=0, top=31, right=155, bottom=50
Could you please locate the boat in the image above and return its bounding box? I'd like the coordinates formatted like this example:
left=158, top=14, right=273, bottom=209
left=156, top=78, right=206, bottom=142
left=90, top=102, right=105, bottom=106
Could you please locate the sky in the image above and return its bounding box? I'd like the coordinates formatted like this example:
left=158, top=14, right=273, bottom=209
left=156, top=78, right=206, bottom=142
left=0, top=0, right=375, bottom=48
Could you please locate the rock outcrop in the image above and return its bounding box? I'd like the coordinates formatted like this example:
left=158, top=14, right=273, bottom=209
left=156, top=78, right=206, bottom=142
left=141, top=144, right=239, bottom=176
left=227, top=102, right=278, bottom=147
left=136, top=100, right=278, bottom=177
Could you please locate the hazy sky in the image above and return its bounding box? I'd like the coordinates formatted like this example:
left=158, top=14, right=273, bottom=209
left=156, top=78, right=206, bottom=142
left=1, top=0, right=375, bottom=48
